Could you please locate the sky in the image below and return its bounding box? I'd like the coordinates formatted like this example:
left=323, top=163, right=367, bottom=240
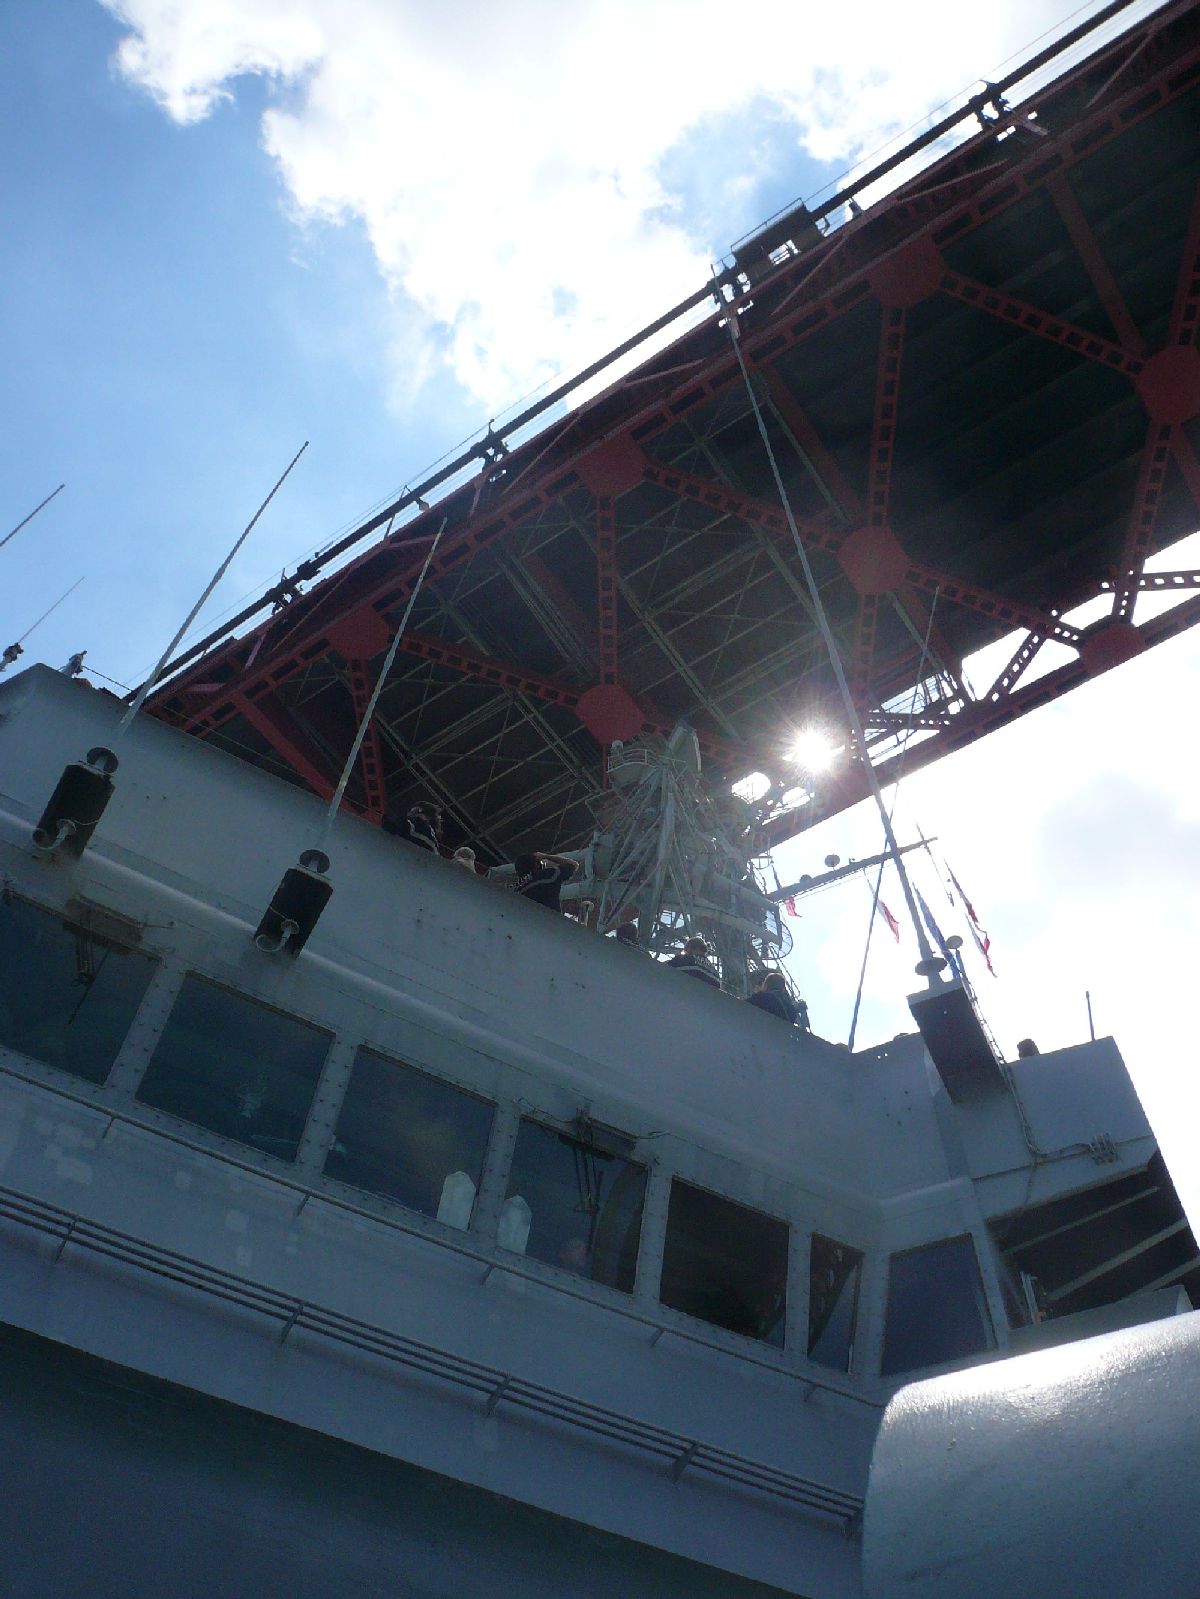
left=1, top=0, right=1197, bottom=1218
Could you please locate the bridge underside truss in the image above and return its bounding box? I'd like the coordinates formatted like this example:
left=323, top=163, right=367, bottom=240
left=150, top=0, right=1200, bottom=864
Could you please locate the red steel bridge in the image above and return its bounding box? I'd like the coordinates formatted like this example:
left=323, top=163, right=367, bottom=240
left=148, top=0, right=1200, bottom=864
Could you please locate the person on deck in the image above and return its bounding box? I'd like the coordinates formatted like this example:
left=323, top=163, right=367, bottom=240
left=666, top=936, right=721, bottom=989
left=747, top=971, right=809, bottom=1030
left=512, top=852, right=580, bottom=912
left=383, top=801, right=444, bottom=855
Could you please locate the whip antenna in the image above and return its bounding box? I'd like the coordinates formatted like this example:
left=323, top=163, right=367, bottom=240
left=119, top=442, right=308, bottom=733
left=1, top=483, right=64, bottom=554
left=1, top=576, right=86, bottom=675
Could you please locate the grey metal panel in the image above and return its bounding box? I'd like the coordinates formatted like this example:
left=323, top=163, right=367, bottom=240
left=0, top=1320, right=804, bottom=1599
left=863, top=1308, right=1200, bottom=1599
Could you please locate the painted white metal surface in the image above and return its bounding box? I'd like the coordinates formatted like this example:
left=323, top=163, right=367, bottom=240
left=862, top=1308, right=1200, bottom=1598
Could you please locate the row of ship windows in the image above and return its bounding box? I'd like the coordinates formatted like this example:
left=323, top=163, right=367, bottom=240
left=1, top=893, right=995, bottom=1377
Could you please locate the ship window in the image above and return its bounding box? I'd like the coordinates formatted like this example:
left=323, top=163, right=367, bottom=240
left=882, top=1234, right=995, bottom=1376
left=136, top=975, right=330, bottom=1162
left=0, top=893, right=156, bottom=1085
left=660, top=1180, right=788, bottom=1346
left=807, top=1235, right=862, bottom=1371
left=324, top=1049, right=494, bottom=1228
left=500, top=1118, right=647, bottom=1292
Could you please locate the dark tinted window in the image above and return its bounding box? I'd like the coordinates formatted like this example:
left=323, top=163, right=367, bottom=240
left=0, top=894, right=156, bottom=1084
left=501, top=1119, right=647, bottom=1292
left=882, top=1234, right=994, bottom=1376
left=325, top=1049, right=494, bottom=1228
left=660, top=1180, right=788, bottom=1346
left=808, top=1236, right=862, bottom=1371
left=137, top=975, right=330, bottom=1161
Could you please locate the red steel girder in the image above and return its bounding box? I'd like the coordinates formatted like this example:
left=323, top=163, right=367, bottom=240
left=1047, top=171, right=1148, bottom=354
left=1101, top=569, right=1200, bottom=593
left=984, top=630, right=1046, bottom=702
left=640, top=461, right=845, bottom=553
left=1111, top=169, right=1200, bottom=611
left=388, top=628, right=752, bottom=772
left=230, top=690, right=339, bottom=803
left=1112, top=422, right=1176, bottom=619
left=901, top=561, right=1081, bottom=646
left=342, top=655, right=388, bottom=821
left=762, top=366, right=863, bottom=523
left=867, top=307, right=906, bottom=528
left=1170, top=167, right=1200, bottom=355
left=595, top=494, right=619, bottom=686
left=392, top=631, right=584, bottom=713
left=938, top=269, right=1144, bottom=377
left=851, top=593, right=882, bottom=708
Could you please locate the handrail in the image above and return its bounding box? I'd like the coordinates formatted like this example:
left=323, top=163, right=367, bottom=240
left=0, top=1054, right=880, bottom=1408
left=0, top=1179, right=865, bottom=1523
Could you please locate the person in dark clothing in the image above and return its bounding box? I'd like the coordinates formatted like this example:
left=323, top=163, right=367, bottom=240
left=382, top=802, right=444, bottom=854
left=614, top=922, right=640, bottom=948
left=666, top=936, right=721, bottom=989
left=747, top=971, right=809, bottom=1029
left=512, top=852, right=580, bottom=912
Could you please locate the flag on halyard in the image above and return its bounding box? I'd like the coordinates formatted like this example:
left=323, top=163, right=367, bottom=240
left=947, top=864, right=996, bottom=976
left=785, top=896, right=798, bottom=917
left=878, top=899, right=900, bottom=942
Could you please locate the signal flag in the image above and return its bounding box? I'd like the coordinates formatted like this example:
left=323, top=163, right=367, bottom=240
left=947, top=865, right=996, bottom=977
left=878, top=899, right=900, bottom=942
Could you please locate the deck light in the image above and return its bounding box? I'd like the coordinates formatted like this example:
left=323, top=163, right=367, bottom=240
left=31, top=746, right=118, bottom=860
left=253, top=849, right=333, bottom=956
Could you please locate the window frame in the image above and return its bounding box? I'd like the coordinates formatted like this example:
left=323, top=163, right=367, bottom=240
left=499, top=1112, right=649, bottom=1294
left=321, top=1042, right=498, bottom=1229
left=658, top=1175, right=792, bottom=1349
left=0, top=889, right=160, bottom=1087
left=880, top=1231, right=997, bottom=1378
left=134, top=970, right=334, bottom=1165
left=806, top=1232, right=865, bottom=1375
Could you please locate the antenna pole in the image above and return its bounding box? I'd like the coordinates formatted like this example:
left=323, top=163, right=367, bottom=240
left=1, top=576, right=86, bottom=675
left=1, top=484, right=65, bottom=553
left=119, top=442, right=308, bottom=733
left=1086, top=990, right=1096, bottom=1041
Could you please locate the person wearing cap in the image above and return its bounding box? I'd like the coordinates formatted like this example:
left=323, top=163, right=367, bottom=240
left=666, top=935, right=721, bottom=989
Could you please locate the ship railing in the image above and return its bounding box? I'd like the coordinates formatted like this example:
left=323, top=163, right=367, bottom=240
left=0, top=1176, right=865, bottom=1527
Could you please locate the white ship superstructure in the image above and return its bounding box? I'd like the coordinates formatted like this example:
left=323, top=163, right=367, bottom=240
left=1, top=665, right=1195, bottom=1597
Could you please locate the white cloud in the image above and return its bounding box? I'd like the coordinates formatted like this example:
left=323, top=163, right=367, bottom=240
left=102, top=0, right=1086, bottom=411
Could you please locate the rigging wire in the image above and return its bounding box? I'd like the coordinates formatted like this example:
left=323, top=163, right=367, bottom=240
left=719, top=288, right=941, bottom=978
left=846, top=587, right=942, bottom=1049
left=315, top=516, right=450, bottom=851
